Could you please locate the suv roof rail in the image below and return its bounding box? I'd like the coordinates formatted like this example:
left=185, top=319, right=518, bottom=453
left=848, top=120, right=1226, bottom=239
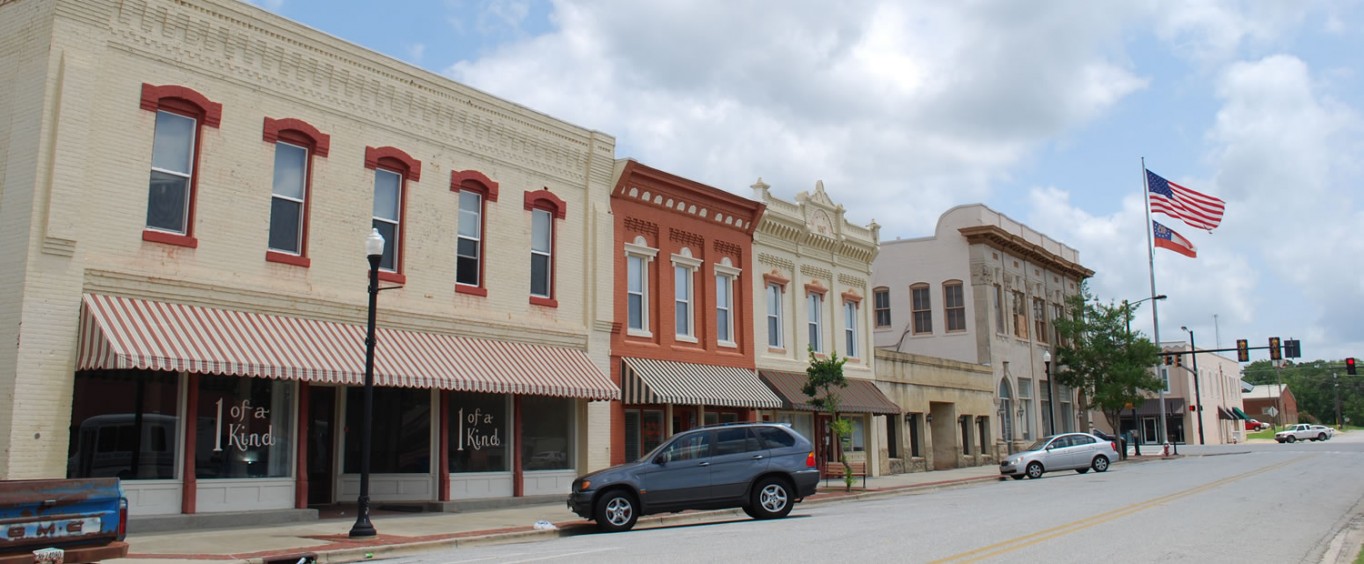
left=694, top=421, right=790, bottom=430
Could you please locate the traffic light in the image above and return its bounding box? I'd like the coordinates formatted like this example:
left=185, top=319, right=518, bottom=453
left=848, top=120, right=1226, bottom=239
left=1285, top=339, right=1301, bottom=358
left=1269, top=337, right=1282, bottom=361
left=1163, top=354, right=1173, bottom=366
left=1174, top=353, right=1183, bottom=367
left=1236, top=339, right=1249, bottom=362
left=1349, top=357, right=1358, bottom=376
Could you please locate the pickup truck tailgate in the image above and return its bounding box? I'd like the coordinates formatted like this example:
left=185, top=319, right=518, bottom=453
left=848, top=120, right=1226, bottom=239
left=0, top=478, right=129, bottom=563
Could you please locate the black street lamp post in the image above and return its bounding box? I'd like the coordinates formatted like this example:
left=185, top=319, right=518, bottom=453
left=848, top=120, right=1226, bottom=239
left=349, top=228, right=384, bottom=538
left=1043, top=350, right=1055, bottom=436
left=1182, top=326, right=1205, bottom=445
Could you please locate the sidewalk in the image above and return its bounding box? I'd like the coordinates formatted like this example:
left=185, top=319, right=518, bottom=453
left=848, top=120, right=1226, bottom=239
left=121, top=456, right=1178, bottom=564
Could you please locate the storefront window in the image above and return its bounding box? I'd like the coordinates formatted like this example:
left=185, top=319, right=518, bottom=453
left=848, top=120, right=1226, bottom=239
left=624, top=409, right=665, bottom=462
left=344, top=387, right=430, bottom=474
left=521, top=396, right=573, bottom=471
left=449, top=393, right=508, bottom=473
left=68, top=370, right=180, bottom=480
left=195, top=375, right=293, bottom=479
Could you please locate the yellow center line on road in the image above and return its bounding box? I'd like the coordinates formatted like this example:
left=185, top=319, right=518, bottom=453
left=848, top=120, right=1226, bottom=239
left=930, top=455, right=1312, bottom=563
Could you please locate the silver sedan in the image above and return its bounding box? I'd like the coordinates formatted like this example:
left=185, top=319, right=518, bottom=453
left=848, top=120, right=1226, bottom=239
left=999, top=432, right=1120, bottom=480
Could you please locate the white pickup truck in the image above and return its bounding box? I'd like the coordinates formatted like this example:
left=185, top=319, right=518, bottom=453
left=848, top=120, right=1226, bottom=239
left=1275, top=423, right=1332, bottom=443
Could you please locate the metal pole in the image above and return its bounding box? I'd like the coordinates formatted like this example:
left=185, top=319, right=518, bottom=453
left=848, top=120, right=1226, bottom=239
left=1335, top=373, right=1342, bottom=429
left=1045, top=355, right=1055, bottom=436
left=1187, top=329, right=1204, bottom=445
left=350, top=240, right=382, bottom=538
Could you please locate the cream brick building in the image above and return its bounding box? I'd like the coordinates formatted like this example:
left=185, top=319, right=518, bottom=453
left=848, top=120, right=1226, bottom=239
left=746, top=180, right=901, bottom=475
left=0, top=0, right=620, bottom=520
left=872, top=204, right=1092, bottom=458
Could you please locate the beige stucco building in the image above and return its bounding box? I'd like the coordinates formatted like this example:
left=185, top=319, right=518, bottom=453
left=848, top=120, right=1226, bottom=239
left=747, top=180, right=902, bottom=475
left=1128, top=343, right=1247, bottom=446
left=872, top=205, right=1093, bottom=458
left=1, top=0, right=620, bottom=521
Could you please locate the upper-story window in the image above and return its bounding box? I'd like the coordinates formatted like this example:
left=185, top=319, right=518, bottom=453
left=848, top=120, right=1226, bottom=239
left=911, top=283, right=933, bottom=335
left=1052, top=302, right=1065, bottom=346
left=807, top=285, right=826, bottom=353
left=140, top=84, right=222, bottom=248
left=843, top=298, right=859, bottom=358
left=451, top=170, right=498, bottom=296
left=873, top=287, right=891, bottom=328
left=1033, top=298, right=1048, bottom=343
left=672, top=248, right=701, bottom=342
left=365, top=146, right=421, bottom=284
left=625, top=236, right=658, bottom=337
left=944, top=280, right=966, bottom=332
left=524, top=189, right=566, bottom=307
left=1011, top=290, right=1028, bottom=338
left=715, top=258, right=741, bottom=347
left=994, top=284, right=1006, bottom=334
left=766, top=280, right=785, bottom=349
left=263, top=118, right=329, bottom=267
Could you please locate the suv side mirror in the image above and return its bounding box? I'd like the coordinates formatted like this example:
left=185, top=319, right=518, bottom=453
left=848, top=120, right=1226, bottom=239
left=653, top=453, right=668, bottom=465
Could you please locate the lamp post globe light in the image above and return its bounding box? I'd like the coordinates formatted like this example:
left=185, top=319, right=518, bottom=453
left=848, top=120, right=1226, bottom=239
left=350, top=228, right=385, bottom=538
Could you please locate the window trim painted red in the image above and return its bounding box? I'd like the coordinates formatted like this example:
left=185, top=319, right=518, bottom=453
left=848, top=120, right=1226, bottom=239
left=524, top=189, right=566, bottom=308
left=139, top=84, right=222, bottom=249
left=451, top=170, right=498, bottom=297
left=263, top=117, right=329, bottom=268
left=365, top=146, right=421, bottom=285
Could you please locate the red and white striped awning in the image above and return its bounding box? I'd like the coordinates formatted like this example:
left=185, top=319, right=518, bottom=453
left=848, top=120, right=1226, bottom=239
left=76, top=294, right=618, bottom=400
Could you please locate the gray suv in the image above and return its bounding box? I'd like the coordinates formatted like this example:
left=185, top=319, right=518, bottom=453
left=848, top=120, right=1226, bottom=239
left=567, top=422, right=820, bottom=532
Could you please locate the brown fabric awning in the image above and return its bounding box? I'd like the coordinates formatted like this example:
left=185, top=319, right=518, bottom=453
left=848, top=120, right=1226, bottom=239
left=758, top=370, right=901, bottom=415
left=1133, top=398, right=1186, bottom=417
left=1217, top=406, right=1235, bottom=420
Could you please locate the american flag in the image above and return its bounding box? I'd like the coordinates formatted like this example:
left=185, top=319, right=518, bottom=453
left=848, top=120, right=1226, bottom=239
left=1146, top=169, right=1225, bottom=232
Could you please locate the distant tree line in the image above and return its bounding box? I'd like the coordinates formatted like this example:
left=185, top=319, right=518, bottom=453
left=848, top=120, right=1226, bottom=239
left=1241, top=359, right=1362, bottom=427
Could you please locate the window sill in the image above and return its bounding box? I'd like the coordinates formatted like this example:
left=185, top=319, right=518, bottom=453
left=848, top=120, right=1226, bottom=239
left=455, top=284, right=487, bottom=297
left=626, top=328, right=653, bottom=338
left=675, top=335, right=699, bottom=344
left=767, top=346, right=786, bottom=354
left=530, top=296, right=558, bottom=308
left=265, top=251, right=310, bottom=267
left=378, top=271, right=406, bottom=285
left=718, top=340, right=738, bottom=349
left=142, top=229, right=197, bottom=248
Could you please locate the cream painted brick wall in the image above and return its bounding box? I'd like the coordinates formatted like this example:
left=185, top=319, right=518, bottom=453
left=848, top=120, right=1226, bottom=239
left=1, top=0, right=618, bottom=478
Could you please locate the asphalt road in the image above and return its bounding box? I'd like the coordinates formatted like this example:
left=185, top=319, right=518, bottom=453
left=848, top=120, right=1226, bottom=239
left=382, top=432, right=1364, bottom=563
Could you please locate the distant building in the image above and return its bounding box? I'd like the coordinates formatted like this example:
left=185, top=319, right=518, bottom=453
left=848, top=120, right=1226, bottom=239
left=1244, top=384, right=1299, bottom=427
left=1134, top=344, right=1247, bottom=445
left=873, top=205, right=1092, bottom=458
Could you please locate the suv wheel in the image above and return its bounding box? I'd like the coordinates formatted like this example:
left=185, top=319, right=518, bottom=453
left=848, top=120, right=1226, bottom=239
left=749, top=477, right=793, bottom=520
left=594, top=490, right=638, bottom=532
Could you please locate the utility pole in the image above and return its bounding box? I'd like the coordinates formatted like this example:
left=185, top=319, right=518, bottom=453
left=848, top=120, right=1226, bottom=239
left=1335, top=373, right=1342, bottom=430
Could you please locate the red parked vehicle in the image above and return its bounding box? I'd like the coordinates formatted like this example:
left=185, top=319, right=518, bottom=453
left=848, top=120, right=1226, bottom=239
left=1245, top=418, right=1269, bottom=431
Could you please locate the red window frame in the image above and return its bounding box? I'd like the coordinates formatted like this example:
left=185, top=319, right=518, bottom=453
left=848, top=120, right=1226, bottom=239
left=263, top=117, right=330, bottom=267
left=524, top=189, right=566, bottom=308
left=450, top=170, right=499, bottom=297
left=364, top=146, right=421, bottom=285
left=139, top=84, right=222, bottom=248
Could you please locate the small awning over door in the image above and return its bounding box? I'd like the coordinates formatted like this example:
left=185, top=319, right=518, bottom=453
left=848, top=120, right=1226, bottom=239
left=76, top=294, right=618, bottom=400
left=758, top=370, right=901, bottom=415
left=620, top=357, right=781, bottom=408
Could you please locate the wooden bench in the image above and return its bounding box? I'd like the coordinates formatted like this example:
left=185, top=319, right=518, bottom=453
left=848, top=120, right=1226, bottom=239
left=823, top=461, right=867, bottom=488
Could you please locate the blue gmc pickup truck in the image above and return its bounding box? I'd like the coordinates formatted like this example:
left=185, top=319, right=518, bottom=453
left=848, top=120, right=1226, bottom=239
left=0, top=478, right=129, bottom=564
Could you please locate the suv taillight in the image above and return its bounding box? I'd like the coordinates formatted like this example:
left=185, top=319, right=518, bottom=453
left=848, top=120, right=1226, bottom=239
left=117, top=498, right=128, bottom=540
left=806, top=451, right=816, bottom=468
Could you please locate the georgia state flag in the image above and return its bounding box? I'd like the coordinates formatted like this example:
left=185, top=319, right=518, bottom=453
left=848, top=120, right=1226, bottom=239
left=1153, top=221, right=1197, bottom=258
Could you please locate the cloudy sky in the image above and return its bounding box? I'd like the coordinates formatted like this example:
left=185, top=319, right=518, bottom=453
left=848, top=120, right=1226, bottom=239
left=248, top=0, right=1364, bottom=363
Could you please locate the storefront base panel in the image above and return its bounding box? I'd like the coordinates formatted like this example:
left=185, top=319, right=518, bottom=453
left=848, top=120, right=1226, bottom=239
left=125, top=482, right=183, bottom=516
left=449, top=472, right=512, bottom=499
left=338, top=474, right=434, bottom=502
left=196, top=478, right=295, bottom=512
left=523, top=470, right=575, bottom=497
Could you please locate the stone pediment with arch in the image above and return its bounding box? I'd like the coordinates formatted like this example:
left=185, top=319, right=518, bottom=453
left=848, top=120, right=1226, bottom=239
left=751, top=178, right=879, bottom=262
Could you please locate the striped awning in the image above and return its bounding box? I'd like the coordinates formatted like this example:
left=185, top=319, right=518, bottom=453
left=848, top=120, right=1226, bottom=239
left=76, top=294, right=618, bottom=400
left=621, top=357, right=781, bottom=409
left=758, top=370, right=901, bottom=415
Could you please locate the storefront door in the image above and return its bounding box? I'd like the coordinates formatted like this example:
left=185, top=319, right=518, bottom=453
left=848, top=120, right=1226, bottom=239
left=307, top=387, right=335, bottom=506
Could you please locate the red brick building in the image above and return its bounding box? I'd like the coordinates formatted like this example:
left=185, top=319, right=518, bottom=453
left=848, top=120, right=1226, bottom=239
left=608, top=160, right=773, bottom=464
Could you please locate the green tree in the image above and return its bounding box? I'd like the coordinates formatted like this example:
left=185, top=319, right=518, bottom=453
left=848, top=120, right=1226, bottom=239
left=1052, top=284, right=1164, bottom=434
left=803, top=349, right=856, bottom=490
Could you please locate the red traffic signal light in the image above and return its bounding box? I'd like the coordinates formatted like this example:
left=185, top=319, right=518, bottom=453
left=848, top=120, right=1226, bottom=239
left=1349, top=357, right=1357, bottom=376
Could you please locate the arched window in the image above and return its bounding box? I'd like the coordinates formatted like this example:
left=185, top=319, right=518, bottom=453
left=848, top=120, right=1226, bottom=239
left=365, top=146, right=421, bottom=284
left=139, top=84, right=223, bottom=248
left=524, top=189, right=566, bottom=307
left=263, top=117, right=329, bottom=267
left=451, top=170, right=499, bottom=296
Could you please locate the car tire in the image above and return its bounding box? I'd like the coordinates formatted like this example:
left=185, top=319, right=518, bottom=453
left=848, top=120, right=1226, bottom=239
left=749, top=477, right=794, bottom=520
left=1092, top=455, right=1110, bottom=473
left=1026, top=462, right=1044, bottom=479
left=1075, top=468, right=1089, bottom=474
left=1010, top=475, right=1026, bottom=480
left=1318, top=433, right=1327, bottom=441
left=1286, top=436, right=1296, bottom=443
left=594, top=490, right=638, bottom=533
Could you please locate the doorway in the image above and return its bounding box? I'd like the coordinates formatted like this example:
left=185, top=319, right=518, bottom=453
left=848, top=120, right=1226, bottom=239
left=1141, top=416, right=1159, bottom=445
left=306, top=387, right=336, bottom=506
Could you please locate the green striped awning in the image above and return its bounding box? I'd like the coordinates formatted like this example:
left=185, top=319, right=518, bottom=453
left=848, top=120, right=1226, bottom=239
left=621, top=357, right=781, bottom=409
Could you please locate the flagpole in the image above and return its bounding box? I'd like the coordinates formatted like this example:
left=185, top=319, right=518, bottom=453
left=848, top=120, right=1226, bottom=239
left=1141, top=157, right=1169, bottom=450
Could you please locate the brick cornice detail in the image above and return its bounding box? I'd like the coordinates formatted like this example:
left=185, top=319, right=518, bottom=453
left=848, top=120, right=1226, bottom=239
left=763, top=272, right=790, bottom=288
left=804, top=281, right=827, bottom=295
left=451, top=170, right=499, bottom=202
left=523, top=189, right=567, bottom=219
